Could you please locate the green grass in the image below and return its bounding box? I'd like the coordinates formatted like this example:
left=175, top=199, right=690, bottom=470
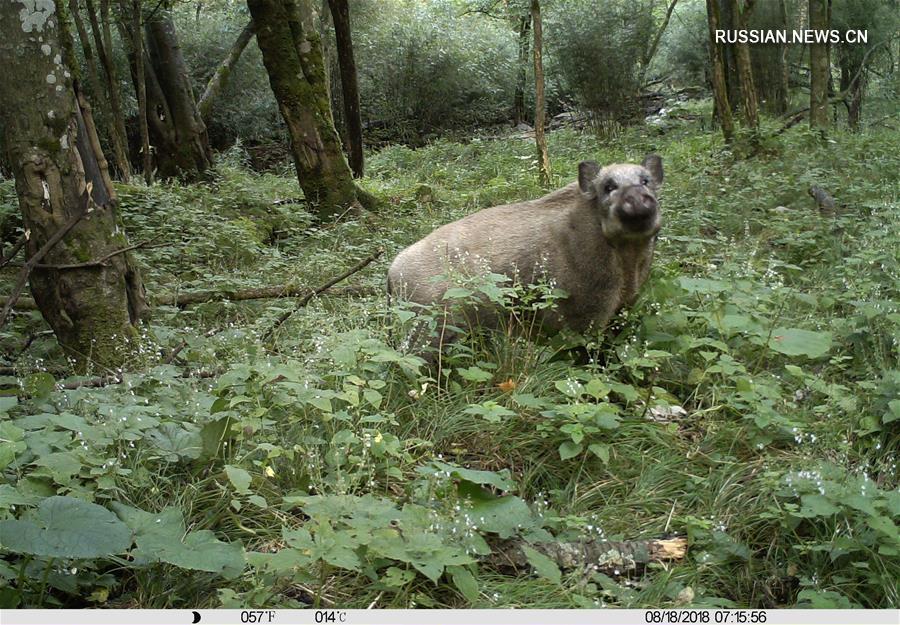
left=0, top=106, right=897, bottom=609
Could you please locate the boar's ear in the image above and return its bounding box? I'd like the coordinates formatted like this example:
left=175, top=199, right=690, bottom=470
left=578, top=161, right=601, bottom=199
left=641, top=154, right=664, bottom=185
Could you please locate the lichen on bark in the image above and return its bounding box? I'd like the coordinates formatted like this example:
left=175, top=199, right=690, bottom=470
left=0, top=0, right=148, bottom=372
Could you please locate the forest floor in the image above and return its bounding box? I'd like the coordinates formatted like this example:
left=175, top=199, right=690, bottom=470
left=0, top=103, right=898, bottom=609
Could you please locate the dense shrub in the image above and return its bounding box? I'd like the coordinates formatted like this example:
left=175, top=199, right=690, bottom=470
left=547, top=0, right=655, bottom=132
left=352, top=0, right=518, bottom=144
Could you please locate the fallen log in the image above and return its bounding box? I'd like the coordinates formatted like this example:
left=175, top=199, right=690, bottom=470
left=261, top=249, right=384, bottom=342
left=488, top=536, right=687, bottom=577
left=0, top=284, right=379, bottom=312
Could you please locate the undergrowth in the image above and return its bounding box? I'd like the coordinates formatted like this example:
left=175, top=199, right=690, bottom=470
left=0, top=109, right=897, bottom=609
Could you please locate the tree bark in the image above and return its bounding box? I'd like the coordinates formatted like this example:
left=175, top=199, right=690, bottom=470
left=85, top=0, right=131, bottom=181
left=731, top=0, right=759, bottom=130
left=513, top=14, right=531, bottom=126
left=67, top=0, right=105, bottom=113
left=142, top=7, right=213, bottom=180
left=706, top=0, right=735, bottom=142
left=198, top=19, right=256, bottom=124
left=247, top=0, right=367, bottom=219
left=808, top=0, right=830, bottom=131
left=531, top=0, right=550, bottom=187
left=839, top=56, right=863, bottom=130
left=117, top=0, right=152, bottom=183
left=0, top=2, right=148, bottom=370
left=719, top=0, right=741, bottom=110
left=327, top=0, right=364, bottom=178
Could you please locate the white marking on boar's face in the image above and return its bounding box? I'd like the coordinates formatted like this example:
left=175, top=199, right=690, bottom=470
left=578, top=155, right=663, bottom=239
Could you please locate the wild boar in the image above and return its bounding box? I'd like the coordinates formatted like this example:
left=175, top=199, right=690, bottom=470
left=387, top=155, right=664, bottom=347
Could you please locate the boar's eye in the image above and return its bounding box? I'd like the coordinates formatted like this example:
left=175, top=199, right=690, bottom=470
left=640, top=176, right=650, bottom=186
left=603, top=181, right=617, bottom=194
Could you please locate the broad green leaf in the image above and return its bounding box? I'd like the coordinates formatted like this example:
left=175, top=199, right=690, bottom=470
left=522, top=545, right=561, bottom=584
left=23, top=373, right=55, bottom=401
left=559, top=441, right=583, bottom=461
left=112, top=503, right=244, bottom=578
left=588, top=443, right=610, bottom=464
left=146, top=423, right=202, bottom=461
left=799, top=494, right=840, bottom=517
left=0, top=496, right=131, bottom=558
left=768, top=328, right=832, bottom=358
left=0, top=396, right=18, bottom=416
left=458, top=366, right=493, bottom=382
left=468, top=495, right=534, bottom=538
left=0, top=423, right=25, bottom=469
left=425, top=461, right=515, bottom=491
left=448, top=565, right=479, bottom=602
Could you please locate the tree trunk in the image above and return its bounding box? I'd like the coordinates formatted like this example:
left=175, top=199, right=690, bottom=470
left=513, top=14, right=531, bottom=126
left=779, top=0, right=790, bottom=113
left=85, top=0, right=131, bottom=181
left=531, top=0, right=550, bottom=187
left=706, top=0, right=735, bottom=142
left=118, top=0, right=152, bottom=183
left=247, top=0, right=366, bottom=219
left=731, top=0, right=759, bottom=130
left=68, top=0, right=105, bottom=112
left=327, top=0, right=364, bottom=178
left=198, top=19, right=256, bottom=124
left=640, top=0, right=679, bottom=84
left=808, top=0, right=830, bottom=131
left=0, top=2, right=148, bottom=371
left=839, top=56, right=863, bottom=130
left=142, top=8, right=213, bottom=180
left=719, top=0, right=741, bottom=110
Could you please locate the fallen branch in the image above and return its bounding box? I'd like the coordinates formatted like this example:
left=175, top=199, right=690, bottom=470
left=261, top=249, right=384, bottom=343
left=0, top=209, right=87, bottom=329
left=32, top=238, right=155, bottom=270
left=0, top=285, right=378, bottom=312
left=488, top=536, right=687, bottom=577
left=162, top=283, right=378, bottom=308
left=0, top=234, right=27, bottom=270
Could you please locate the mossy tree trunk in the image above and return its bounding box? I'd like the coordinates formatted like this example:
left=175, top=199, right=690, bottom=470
left=731, top=0, right=759, bottom=130
left=327, top=0, right=364, bottom=178
left=531, top=0, right=550, bottom=187
left=247, top=0, right=366, bottom=219
left=706, top=0, right=735, bottom=142
left=0, top=1, right=148, bottom=371
left=808, top=0, right=830, bottom=131
left=143, top=6, right=213, bottom=180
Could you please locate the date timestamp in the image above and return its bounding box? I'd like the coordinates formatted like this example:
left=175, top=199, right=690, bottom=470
left=645, top=610, right=767, bottom=624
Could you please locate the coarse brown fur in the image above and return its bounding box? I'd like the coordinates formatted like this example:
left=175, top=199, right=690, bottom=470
left=388, top=155, right=664, bottom=348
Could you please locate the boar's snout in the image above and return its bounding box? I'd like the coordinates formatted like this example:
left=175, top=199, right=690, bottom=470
left=616, top=185, right=660, bottom=232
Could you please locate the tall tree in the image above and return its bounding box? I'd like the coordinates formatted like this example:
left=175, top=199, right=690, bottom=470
left=513, top=13, right=531, bottom=126
left=531, top=0, right=550, bottom=187
left=731, top=0, right=759, bottom=130
left=85, top=0, right=131, bottom=180
left=247, top=0, right=369, bottom=218
left=142, top=6, right=213, bottom=180
left=0, top=0, right=147, bottom=370
left=118, top=0, right=152, bottom=182
left=327, top=0, right=364, bottom=178
left=706, top=0, right=735, bottom=142
left=808, top=0, right=830, bottom=131
left=198, top=19, right=256, bottom=125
